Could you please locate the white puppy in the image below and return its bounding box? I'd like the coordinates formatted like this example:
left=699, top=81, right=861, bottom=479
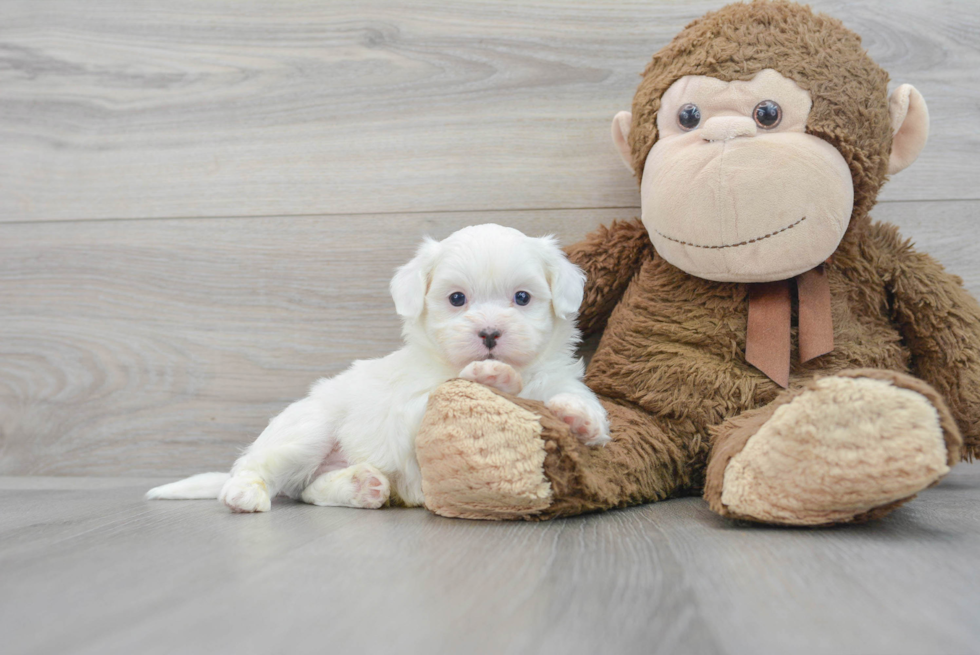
left=146, top=224, right=609, bottom=512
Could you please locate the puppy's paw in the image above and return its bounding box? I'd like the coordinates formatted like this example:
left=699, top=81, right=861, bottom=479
left=354, top=464, right=391, bottom=508
left=301, top=463, right=390, bottom=509
left=546, top=393, right=611, bottom=447
left=219, top=474, right=272, bottom=513
left=459, top=360, right=523, bottom=395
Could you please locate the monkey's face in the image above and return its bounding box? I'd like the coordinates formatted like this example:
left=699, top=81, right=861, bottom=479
left=639, top=69, right=853, bottom=283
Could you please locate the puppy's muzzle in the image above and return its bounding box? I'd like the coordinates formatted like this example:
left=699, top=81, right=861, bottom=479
left=478, top=329, right=501, bottom=350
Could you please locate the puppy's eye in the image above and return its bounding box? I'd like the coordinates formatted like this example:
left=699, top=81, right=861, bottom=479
left=448, top=292, right=466, bottom=307
left=677, top=103, right=701, bottom=131
left=514, top=291, right=531, bottom=306
left=753, top=100, right=782, bottom=129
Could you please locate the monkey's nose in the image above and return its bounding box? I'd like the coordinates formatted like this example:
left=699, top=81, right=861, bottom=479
left=701, top=116, right=757, bottom=142
left=479, top=329, right=501, bottom=350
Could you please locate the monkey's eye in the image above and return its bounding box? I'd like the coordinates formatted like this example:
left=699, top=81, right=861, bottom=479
left=753, top=100, right=782, bottom=129
left=514, top=291, right=531, bottom=306
left=449, top=292, right=466, bottom=307
left=677, top=103, right=701, bottom=130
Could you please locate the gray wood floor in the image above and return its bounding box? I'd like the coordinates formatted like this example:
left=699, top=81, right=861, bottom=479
left=3, top=1, right=980, bottom=653
left=3, top=466, right=980, bottom=655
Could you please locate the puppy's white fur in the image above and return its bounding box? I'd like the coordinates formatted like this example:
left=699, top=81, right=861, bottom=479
left=147, top=224, right=609, bottom=512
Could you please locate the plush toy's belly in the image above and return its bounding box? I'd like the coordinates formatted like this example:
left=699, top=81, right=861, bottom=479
left=584, top=256, right=910, bottom=434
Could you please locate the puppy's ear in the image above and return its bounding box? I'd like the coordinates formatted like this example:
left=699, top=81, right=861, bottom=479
left=540, top=236, right=586, bottom=320
left=391, top=237, right=440, bottom=319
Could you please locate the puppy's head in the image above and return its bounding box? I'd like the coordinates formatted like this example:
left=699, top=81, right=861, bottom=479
left=391, top=224, right=585, bottom=371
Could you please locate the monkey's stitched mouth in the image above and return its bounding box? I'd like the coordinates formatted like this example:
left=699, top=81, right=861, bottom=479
left=654, top=216, right=807, bottom=250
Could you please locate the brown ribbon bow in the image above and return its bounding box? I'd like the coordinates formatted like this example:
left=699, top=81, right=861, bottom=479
left=745, top=265, right=834, bottom=388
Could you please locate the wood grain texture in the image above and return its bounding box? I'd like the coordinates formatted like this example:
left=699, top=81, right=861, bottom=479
left=0, top=208, right=632, bottom=475
left=1, top=0, right=978, bottom=222
left=1, top=466, right=978, bottom=655
left=1, top=201, right=977, bottom=476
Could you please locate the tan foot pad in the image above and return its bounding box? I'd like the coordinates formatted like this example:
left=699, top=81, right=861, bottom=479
left=416, top=379, right=552, bottom=520
left=721, top=376, right=950, bottom=525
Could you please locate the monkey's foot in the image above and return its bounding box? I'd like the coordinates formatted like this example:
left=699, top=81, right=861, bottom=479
left=416, top=380, right=553, bottom=519
left=418, top=379, right=711, bottom=520
left=705, top=370, right=960, bottom=526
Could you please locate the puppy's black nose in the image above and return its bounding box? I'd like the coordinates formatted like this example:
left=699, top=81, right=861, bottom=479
left=479, top=329, right=501, bottom=350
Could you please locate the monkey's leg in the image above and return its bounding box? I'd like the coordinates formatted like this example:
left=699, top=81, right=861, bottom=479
left=415, top=379, right=700, bottom=520
left=704, top=369, right=962, bottom=526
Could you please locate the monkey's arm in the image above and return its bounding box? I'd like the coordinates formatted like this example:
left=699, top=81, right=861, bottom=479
left=872, top=222, right=980, bottom=459
left=565, top=218, right=653, bottom=337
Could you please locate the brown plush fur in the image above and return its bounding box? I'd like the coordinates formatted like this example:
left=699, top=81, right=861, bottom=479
left=571, top=217, right=980, bottom=463
left=415, top=1, right=980, bottom=524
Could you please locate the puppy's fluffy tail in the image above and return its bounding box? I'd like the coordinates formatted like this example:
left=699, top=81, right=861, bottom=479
left=145, top=472, right=230, bottom=500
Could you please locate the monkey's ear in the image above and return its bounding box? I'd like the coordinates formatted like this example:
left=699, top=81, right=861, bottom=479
left=611, top=111, right=634, bottom=171
left=888, top=84, right=929, bottom=175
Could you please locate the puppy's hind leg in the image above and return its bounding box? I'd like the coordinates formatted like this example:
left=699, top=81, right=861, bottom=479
left=222, top=392, right=336, bottom=513
left=300, top=464, right=391, bottom=509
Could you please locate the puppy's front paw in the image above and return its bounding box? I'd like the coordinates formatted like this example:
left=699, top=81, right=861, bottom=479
left=546, top=393, right=611, bottom=447
left=459, top=360, right=523, bottom=394
left=219, top=474, right=272, bottom=513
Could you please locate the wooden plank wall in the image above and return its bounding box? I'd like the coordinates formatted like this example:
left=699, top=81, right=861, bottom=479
left=2, top=0, right=978, bottom=476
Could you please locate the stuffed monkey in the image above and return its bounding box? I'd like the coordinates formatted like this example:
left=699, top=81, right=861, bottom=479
left=414, top=1, right=980, bottom=525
